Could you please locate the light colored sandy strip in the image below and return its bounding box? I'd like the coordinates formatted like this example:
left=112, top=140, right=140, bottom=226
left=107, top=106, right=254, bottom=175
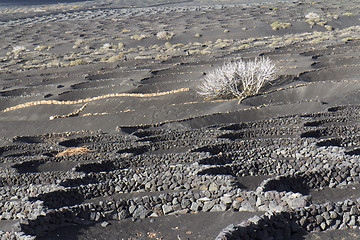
left=2, top=88, right=190, bottom=113
left=81, top=109, right=135, bottom=117
left=82, top=112, right=109, bottom=117
left=49, top=103, right=88, bottom=120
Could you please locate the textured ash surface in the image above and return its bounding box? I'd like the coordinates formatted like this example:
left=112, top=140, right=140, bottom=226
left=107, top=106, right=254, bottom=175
left=2, top=0, right=360, bottom=239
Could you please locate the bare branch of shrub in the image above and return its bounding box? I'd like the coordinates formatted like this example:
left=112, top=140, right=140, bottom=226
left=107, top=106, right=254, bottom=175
left=197, top=57, right=277, bottom=102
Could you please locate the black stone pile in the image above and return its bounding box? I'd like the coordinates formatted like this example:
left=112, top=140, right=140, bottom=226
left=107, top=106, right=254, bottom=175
left=3, top=104, right=360, bottom=239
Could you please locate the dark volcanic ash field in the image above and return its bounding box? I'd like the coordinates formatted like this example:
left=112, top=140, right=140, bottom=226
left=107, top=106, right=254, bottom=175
left=2, top=0, right=360, bottom=239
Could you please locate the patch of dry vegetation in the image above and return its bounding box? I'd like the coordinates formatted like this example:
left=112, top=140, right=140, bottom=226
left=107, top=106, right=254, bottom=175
left=271, top=21, right=291, bottom=30
left=131, top=34, right=150, bottom=41
left=2, top=18, right=360, bottom=74
left=198, top=57, right=277, bottom=101
left=305, top=12, right=333, bottom=30
left=156, top=31, right=175, bottom=40
left=55, top=146, right=91, bottom=157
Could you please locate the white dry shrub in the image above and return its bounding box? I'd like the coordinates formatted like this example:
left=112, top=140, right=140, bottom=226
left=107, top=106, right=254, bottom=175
left=198, top=57, right=277, bottom=101
left=12, top=45, right=26, bottom=54
left=156, top=31, right=175, bottom=40
left=131, top=34, right=150, bottom=41
left=100, top=43, right=113, bottom=50
left=34, top=45, right=47, bottom=51
left=305, top=12, right=320, bottom=20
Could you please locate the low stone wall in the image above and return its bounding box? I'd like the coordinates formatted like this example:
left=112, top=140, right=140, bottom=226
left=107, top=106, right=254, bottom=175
left=216, top=211, right=298, bottom=240
left=216, top=199, right=360, bottom=239
left=57, top=164, right=238, bottom=202
left=0, top=231, right=35, bottom=240
left=2, top=186, right=309, bottom=238
left=0, top=170, right=83, bottom=188
left=258, top=164, right=360, bottom=194
left=0, top=184, right=63, bottom=202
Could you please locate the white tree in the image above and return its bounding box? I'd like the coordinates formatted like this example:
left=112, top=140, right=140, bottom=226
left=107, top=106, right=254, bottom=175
left=198, top=57, right=277, bottom=101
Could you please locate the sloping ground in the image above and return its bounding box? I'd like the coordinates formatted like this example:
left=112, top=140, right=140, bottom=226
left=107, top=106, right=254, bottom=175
left=2, top=0, right=360, bottom=239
